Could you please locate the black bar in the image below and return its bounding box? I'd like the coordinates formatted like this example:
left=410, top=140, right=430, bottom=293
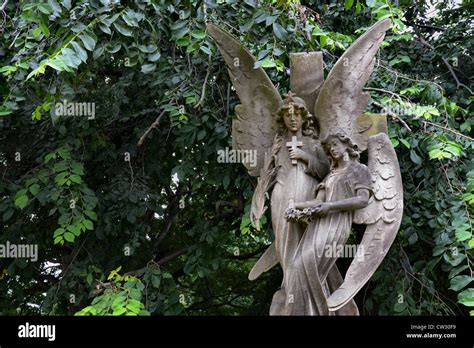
left=0, top=316, right=472, bottom=346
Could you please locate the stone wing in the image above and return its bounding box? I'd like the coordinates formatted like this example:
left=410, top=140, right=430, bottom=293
left=327, top=133, right=403, bottom=311
left=314, top=18, right=391, bottom=151
left=207, top=24, right=282, bottom=176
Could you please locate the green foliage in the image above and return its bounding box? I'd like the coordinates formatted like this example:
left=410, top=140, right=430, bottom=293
left=75, top=267, right=150, bottom=316
left=0, top=0, right=472, bottom=316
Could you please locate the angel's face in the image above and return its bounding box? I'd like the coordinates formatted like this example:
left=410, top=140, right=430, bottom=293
left=283, top=104, right=303, bottom=133
left=327, top=137, right=347, bottom=160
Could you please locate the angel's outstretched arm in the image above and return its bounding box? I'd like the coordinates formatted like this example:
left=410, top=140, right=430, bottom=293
left=294, top=187, right=326, bottom=209
left=310, top=188, right=369, bottom=216
left=326, top=188, right=370, bottom=211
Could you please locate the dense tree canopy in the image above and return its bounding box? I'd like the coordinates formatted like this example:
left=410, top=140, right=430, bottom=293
left=0, top=0, right=472, bottom=316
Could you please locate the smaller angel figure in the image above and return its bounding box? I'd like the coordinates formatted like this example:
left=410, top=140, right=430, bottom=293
left=284, top=129, right=372, bottom=315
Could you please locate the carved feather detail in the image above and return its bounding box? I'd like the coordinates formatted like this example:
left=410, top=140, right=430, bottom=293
left=314, top=18, right=391, bottom=150
left=328, top=132, right=403, bottom=311
left=207, top=24, right=282, bottom=176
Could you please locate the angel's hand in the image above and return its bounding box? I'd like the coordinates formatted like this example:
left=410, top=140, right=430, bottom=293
left=313, top=203, right=332, bottom=216
left=288, top=148, right=308, bottom=163
left=294, top=201, right=310, bottom=209
left=293, top=199, right=321, bottom=209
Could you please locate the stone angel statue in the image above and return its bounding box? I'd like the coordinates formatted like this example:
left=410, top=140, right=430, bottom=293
left=207, top=18, right=403, bottom=316
left=284, top=18, right=404, bottom=315
left=207, top=23, right=330, bottom=315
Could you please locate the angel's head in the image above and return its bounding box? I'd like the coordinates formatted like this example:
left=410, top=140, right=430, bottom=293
left=275, top=92, right=316, bottom=136
left=321, top=129, right=360, bottom=166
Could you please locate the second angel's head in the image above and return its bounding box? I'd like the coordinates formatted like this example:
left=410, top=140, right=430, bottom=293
left=321, top=129, right=360, bottom=167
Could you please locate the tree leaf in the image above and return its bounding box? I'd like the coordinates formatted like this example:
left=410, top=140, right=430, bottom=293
left=67, top=224, right=81, bottom=236
left=141, top=64, right=156, bottom=74
left=53, top=228, right=65, bottom=238
left=450, top=276, right=472, bottom=292
left=29, top=184, right=40, bottom=196
left=199, top=45, right=211, bottom=55
left=93, top=46, right=105, bottom=59
left=176, top=37, right=191, bottom=46
left=458, top=288, right=474, bottom=307
left=64, top=232, right=75, bottom=242
left=83, top=219, right=94, bottom=230
left=69, top=174, right=82, bottom=184
left=84, top=210, right=97, bottom=221
left=48, top=0, right=61, bottom=14
left=366, top=0, right=376, bottom=7
left=62, top=0, right=71, bottom=10
left=148, top=51, right=161, bottom=62
left=98, top=23, right=111, bottom=35
left=3, top=209, right=14, bottom=221
left=410, top=150, right=422, bottom=165
left=71, top=41, right=88, bottom=63
left=191, top=30, right=206, bottom=40
left=79, top=34, right=96, bottom=51
left=112, top=307, right=127, bottom=316
left=113, top=21, right=133, bottom=37
left=272, top=22, right=287, bottom=41
left=400, top=139, right=411, bottom=149
left=38, top=3, right=52, bottom=14
left=15, top=195, right=28, bottom=209
left=39, top=21, right=50, bottom=37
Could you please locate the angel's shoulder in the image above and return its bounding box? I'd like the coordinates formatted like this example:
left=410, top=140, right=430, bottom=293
left=348, top=162, right=372, bottom=186
left=352, top=162, right=370, bottom=174
left=302, top=136, right=323, bottom=149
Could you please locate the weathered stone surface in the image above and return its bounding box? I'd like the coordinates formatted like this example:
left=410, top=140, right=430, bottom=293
left=207, top=18, right=403, bottom=316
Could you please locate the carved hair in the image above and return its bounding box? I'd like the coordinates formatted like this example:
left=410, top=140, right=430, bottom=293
left=321, top=129, right=360, bottom=168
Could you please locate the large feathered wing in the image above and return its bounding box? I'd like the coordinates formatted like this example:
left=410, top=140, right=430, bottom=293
left=207, top=24, right=282, bottom=176
left=327, top=133, right=403, bottom=311
left=314, top=18, right=391, bottom=151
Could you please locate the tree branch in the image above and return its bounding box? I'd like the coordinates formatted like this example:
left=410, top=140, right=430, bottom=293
left=154, top=212, right=177, bottom=247
left=93, top=247, right=191, bottom=295
left=414, top=27, right=473, bottom=94
left=137, top=109, right=167, bottom=147
left=364, top=87, right=405, bottom=100
left=157, top=247, right=188, bottom=265
left=194, top=56, right=211, bottom=109
left=422, top=120, right=474, bottom=141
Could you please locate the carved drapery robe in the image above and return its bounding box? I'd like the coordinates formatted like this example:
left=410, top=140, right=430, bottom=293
left=269, top=135, right=328, bottom=314
left=285, top=162, right=372, bottom=315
